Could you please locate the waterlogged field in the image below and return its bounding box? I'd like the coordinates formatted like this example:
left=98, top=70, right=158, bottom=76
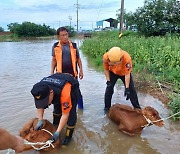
left=0, top=38, right=179, bottom=154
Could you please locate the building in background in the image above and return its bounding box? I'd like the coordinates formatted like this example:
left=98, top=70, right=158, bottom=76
left=96, top=18, right=118, bottom=31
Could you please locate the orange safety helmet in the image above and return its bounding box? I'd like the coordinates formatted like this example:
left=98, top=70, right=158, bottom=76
left=108, top=47, right=123, bottom=62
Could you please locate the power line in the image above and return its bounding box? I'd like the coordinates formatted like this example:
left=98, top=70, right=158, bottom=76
left=96, top=0, right=104, bottom=21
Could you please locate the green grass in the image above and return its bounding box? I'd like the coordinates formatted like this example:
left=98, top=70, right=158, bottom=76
left=81, top=31, right=180, bottom=92
left=0, top=34, right=20, bottom=42
left=168, top=95, right=180, bottom=121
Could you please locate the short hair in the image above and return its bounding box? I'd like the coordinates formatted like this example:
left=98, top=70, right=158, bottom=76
left=56, top=27, right=68, bottom=35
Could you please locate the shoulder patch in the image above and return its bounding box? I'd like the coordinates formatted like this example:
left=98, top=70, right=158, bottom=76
left=63, top=102, right=70, bottom=110
left=126, top=63, right=131, bottom=71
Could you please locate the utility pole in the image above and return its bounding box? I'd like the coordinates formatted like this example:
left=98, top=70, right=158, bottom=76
left=69, top=16, right=72, bottom=28
left=74, top=0, right=79, bottom=32
left=77, top=0, right=79, bottom=32
left=120, top=0, right=124, bottom=34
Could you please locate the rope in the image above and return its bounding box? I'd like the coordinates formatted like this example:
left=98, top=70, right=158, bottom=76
left=41, top=128, right=53, bottom=136
left=156, top=78, right=164, bottom=94
left=24, top=140, right=54, bottom=150
left=152, top=111, right=180, bottom=123
left=24, top=128, right=55, bottom=151
left=142, top=111, right=180, bottom=128
left=142, top=115, right=153, bottom=128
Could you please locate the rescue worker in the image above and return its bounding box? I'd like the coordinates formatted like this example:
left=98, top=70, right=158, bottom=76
left=51, top=26, right=84, bottom=109
left=31, top=73, right=80, bottom=146
left=51, top=27, right=83, bottom=79
left=0, top=128, right=24, bottom=152
left=103, top=47, right=141, bottom=111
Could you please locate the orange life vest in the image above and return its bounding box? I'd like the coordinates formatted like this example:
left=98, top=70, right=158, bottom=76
left=54, top=41, right=78, bottom=77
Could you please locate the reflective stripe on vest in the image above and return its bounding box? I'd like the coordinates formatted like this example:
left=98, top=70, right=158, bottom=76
left=54, top=41, right=77, bottom=77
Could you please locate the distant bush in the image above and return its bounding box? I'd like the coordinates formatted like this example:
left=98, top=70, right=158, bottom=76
left=0, top=27, right=4, bottom=32
left=7, top=22, right=56, bottom=37
left=64, top=26, right=76, bottom=37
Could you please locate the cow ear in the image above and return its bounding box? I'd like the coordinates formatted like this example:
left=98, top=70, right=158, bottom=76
left=134, top=108, right=141, bottom=113
left=141, top=109, right=146, bottom=115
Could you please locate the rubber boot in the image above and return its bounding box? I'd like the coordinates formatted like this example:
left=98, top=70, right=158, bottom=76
left=62, top=126, right=74, bottom=147
left=78, top=96, right=83, bottom=109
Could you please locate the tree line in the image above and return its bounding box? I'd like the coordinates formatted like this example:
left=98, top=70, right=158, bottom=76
left=118, top=0, right=180, bottom=36
left=2, top=22, right=56, bottom=37
left=0, top=22, right=76, bottom=37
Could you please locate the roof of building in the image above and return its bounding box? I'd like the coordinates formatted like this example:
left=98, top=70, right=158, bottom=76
left=96, top=18, right=118, bottom=27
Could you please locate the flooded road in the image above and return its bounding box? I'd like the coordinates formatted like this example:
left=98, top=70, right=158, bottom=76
left=0, top=39, right=179, bottom=154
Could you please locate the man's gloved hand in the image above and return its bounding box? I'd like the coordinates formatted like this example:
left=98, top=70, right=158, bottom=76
left=50, top=131, right=60, bottom=143
left=35, top=120, right=44, bottom=130
left=106, top=81, right=111, bottom=86
left=124, top=88, right=130, bottom=100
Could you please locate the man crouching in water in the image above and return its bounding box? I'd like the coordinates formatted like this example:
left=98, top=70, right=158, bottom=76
left=31, top=73, right=80, bottom=147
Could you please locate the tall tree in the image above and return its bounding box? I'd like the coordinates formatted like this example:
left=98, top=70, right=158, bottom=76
left=116, top=0, right=180, bottom=36
left=0, top=27, right=4, bottom=32
left=166, top=0, right=180, bottom=29
left=135, top=0, right=167, bottom=36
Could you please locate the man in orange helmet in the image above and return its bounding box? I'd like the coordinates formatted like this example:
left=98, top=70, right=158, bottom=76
left=103, top=47, right=141, bottom=111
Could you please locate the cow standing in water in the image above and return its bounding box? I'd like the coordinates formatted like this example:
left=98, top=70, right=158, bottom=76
left=108, top=104, right=164, bottom=136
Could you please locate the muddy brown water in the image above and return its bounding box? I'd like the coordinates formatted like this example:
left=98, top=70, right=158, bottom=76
left=0, top=39, right=179, bottom=154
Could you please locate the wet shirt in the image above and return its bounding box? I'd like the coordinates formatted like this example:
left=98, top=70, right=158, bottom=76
left=52, top=43, right=80, bottom=76
left=103, top=50, right=133, bottom=76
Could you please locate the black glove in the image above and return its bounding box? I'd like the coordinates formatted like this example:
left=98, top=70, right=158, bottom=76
left=124, top=88, right=130, bottom=100
left=106, top=81, right=111, bottom=86
left=50, top=131, right=60, bottom=143
left=35, top=120, right=44, bottom=130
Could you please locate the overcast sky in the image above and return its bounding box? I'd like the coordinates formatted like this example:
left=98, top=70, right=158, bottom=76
left=0, top=0, right=145, bottom=31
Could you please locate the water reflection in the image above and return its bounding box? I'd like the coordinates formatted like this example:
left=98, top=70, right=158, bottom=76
left=0, top=39, right=179, bottom=154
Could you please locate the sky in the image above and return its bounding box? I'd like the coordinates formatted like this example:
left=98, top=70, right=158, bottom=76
left=0, top=0, right=145, bottom=31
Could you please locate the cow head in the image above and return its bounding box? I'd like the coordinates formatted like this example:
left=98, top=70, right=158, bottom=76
left=19, top=118, right=60, bottom=151
left=142, top=106, right=164, bottom=127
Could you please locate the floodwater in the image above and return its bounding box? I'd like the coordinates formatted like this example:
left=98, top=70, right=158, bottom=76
left=0, top=39, right=179, bottom=154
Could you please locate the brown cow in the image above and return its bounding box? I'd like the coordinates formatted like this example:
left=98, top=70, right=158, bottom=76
left=19, top=118, right=60, bottom=151
left=108, top=104, right=164, bottom=136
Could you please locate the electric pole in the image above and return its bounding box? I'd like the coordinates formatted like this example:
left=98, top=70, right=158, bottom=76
left=77, top=0, right=79, bottom=32
left=69, top=16, right=72, bottom=28
left=120, top=0, right=124, bottom=34
left=74, top=0, right=79, bottom=32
